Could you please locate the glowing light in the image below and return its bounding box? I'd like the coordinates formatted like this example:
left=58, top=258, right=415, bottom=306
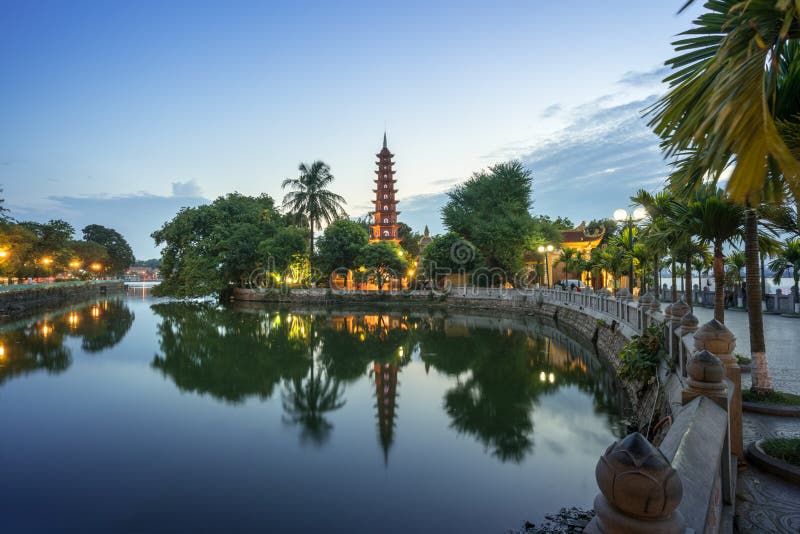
left=69, top=260, right=82, bottom=269
left=613, top=208, right=628, bottom=222
left=91, top=306, right=100, bottom=318
left=548, top=372, right=555, bottom=384
left=633, top=207, right=647, bottom=221
left=41, top=324, right=52, bottom=337
left=0, top=250, right=7, bottom=259
left=407, top=269, right=415, bottom=277
left=539, top=371, right=546, bottom=382
left=41, top=257, right=53, bottom=266
left=0, top=345, right=5, bottom=359
left=90, top=263, right=102, bottom=272
left=68, top=311, right=79, bottom=327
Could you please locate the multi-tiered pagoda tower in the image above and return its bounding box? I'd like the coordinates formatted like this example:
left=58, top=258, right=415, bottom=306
left=370, top=133, right=400, bottom=242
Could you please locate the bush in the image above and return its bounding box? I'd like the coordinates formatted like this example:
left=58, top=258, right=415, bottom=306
left=618, top=322, right=664, bottom=382
left=761, top=438, right=800, bottom=468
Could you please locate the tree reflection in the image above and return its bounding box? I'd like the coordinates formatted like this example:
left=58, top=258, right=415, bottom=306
left=281, top=340, right=346, bottom=447
left=419, top=320, right=626, bottom=463
left=150, top=303, right=626, bottom=463
left=150, top=303, right=311, bottom=403
left=0, top=298, right=134, bottom=386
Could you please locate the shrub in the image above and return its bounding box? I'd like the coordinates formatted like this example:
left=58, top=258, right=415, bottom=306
left=618, top=322, right=665, bottom=383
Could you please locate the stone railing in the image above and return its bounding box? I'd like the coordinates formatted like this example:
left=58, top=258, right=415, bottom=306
left=585, top=299, right=739, bottom=534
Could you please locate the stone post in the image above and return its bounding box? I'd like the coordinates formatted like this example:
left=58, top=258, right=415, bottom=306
left=681, top=350, right=734, bottom=504
left=678, top=313, right=698, bottom=378
left=639, top=292, right=653, bottom=331
left=663, top=304, right=673, bottom=361
left=585, top=432, right=685, bottom=534
left=694, top=319, right=742, bottom=459
left=669, top=300, right=689, bottom=371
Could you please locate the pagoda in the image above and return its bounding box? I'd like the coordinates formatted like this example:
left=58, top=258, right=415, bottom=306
left=370, top=133, right=400, bottom=242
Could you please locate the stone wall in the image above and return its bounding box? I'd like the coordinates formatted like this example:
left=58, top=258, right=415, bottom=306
left=0, top=281, right=124, bottom=318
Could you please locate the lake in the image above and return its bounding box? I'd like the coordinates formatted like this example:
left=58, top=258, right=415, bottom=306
left=0, top=295, right=629, bottom=533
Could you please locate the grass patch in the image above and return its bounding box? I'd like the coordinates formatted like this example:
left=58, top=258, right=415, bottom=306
left=761, top=438, right=800, bottom=468
left=742, top=390, right=800, bottom=407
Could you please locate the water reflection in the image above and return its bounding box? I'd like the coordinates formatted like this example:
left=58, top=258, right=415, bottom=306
left=0, top=298, right=134, bottom=385
left=150, top=303, right=628, bottom=463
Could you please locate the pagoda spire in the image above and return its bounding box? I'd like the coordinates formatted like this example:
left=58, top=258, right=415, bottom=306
left=370, top=133, right=400, bottom=242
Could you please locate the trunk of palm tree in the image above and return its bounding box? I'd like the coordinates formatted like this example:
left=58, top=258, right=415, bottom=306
left=713, top=239, right=725, bottom=322
left=760, top=252, right=766, bottom=301
left=671, top=259, right=677, bottom=302
left=745, top=209, right=772, bottom=394
left=653, top=256, right=660, bottom=298
left=685, top=256, right=693, bottom=311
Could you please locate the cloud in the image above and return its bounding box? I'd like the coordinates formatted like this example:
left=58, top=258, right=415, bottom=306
left=618, top=67, right=669, bottom=87
left=540, top=104, right=562, bottom=118
left=11, top=190, right=208, bottom=260
left=398, top=192, right=448, bottom=235
left=171, top=180, right=203, bottom=197
left=517, top=95, right=669, bottom=221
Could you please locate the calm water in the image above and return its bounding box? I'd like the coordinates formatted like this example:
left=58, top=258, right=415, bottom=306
left=0, top=295, right=628, bottom=533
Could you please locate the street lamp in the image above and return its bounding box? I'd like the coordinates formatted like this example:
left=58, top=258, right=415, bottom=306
left=613, top=207, right=647, bottom=292
left=537, top=244, right=554, bottom=286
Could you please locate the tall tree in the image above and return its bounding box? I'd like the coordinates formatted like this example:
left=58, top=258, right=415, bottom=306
left=315, top=218, right=369, bottom=275
left=768, top=238, right=800, bottom=310
left=442, top=161, right=535, bottom=275
left=281, top=161, right=346, bottom=257
left=82, top=224, right=135, bottom=275
left=685, top=189, right=745, bottom=322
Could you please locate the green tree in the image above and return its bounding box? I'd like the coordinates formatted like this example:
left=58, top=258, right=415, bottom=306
left=152, top=193, right=282, bottom=297
left=315, top=218, right=369, bottom=275
left=442, top=161, right=535, bottom=274
left=768, top=239, right=800, bottom=310
left=0, top=224, right=36, bottom=279
left=20, top=219, right=75, bottom=272
left=82, top=224, right=135, bottom=274
left=69, top=240, right=110, bottom=274
left=257, top=225, right=308, bottom=272
left=555, top=247, right=583, bottom=284
left=685, top=189, right=744, bottom=321
left=397, top=222, right=421, bottom=257
left=420, top=232, right=482, bottom=275
left=357, top=241, right=408, bottom=291
left=649, top=0, right=800, bottom=205
left=281, top=161, right=346, bottom=257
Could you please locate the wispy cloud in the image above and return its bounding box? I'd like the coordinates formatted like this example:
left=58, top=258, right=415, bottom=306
left=618, top=67, right=669, bottom=87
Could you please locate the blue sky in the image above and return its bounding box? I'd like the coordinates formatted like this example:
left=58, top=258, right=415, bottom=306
left=0, top=1, right=704, bottom=258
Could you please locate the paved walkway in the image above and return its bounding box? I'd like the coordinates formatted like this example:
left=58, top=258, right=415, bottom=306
left=691, top=306, right=800, bottom=395
left=682, top=306, right=799, bottom=532
left=735, top=412, right=800, bottom=533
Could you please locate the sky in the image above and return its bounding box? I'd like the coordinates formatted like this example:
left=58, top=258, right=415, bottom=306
left=0, top=1, right=706, bottom=259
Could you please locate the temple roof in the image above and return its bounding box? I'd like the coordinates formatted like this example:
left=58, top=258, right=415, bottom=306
left=561, top=221, right=605, bottom=245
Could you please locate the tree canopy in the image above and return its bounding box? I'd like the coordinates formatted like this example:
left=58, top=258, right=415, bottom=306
left=152, top=193, right=304, bottom=297
left=82, top=224, right=135, bottom=274
left=441, top=161, right=535, bottom=274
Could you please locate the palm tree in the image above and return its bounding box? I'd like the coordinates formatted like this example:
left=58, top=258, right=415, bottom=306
left=651, top=2, right=800, bottom=393
left=555, top=247, right=582, bottom=285
left=649, top=1, right=800, bottom=205
left=768, top=239, right=800, bottom=312
left=725, top=251, right=746, bottom=303
left=281, top=161, right=347, bottom=257
left=686, top=189, right=745, bottom=321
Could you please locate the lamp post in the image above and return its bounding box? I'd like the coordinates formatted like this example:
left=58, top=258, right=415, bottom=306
left=613, top=207, right=647, bottom=292
left=537, top=244, right=554, bottom=287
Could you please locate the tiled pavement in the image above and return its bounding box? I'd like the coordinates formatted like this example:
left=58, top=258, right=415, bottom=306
left=735, top=413, right=800, bottom=533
